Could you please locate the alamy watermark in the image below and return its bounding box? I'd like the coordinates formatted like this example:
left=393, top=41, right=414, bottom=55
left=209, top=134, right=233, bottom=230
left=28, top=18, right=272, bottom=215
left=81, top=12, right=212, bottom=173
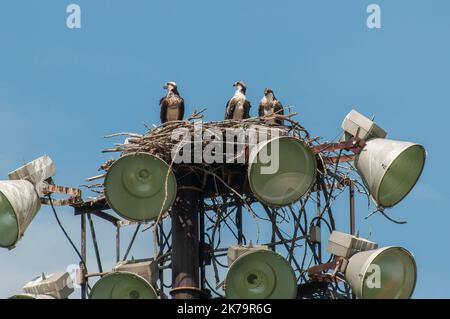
left=66, top=4, right=81, bottom=29
left=66, top=264, right=81, bottom=289
left=169, top=121, right=282, bottom=175
left=365, top=264, right=382, bottom=289
left=65, top=4, right=382, bottom=31
left=367, top=4, right=382, bottom=29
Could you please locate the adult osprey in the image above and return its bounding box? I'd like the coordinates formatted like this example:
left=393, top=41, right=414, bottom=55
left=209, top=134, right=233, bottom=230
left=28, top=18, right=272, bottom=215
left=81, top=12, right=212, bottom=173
left=259, top=88, right=284, bottom=125
left=160, top=81, right=185, bottom=124
left=225, top=81, right=251, bottom=120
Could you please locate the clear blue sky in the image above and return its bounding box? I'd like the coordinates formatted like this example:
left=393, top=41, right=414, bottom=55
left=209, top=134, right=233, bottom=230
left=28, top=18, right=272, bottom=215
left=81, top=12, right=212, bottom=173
left=0, top=0, right=449, bottom=298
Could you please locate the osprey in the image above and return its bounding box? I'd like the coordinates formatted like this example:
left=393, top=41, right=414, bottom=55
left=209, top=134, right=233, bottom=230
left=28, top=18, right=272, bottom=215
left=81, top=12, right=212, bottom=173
left=259, top=88, right=284, bottom=125
left=160, top=81, right=185, bottom=124
left=225, top=81, right=251, bottom=120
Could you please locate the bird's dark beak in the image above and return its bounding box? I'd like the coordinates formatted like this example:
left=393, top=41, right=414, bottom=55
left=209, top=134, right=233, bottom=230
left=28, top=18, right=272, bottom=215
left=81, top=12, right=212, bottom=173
left=163, top=85, right=168, bottom=90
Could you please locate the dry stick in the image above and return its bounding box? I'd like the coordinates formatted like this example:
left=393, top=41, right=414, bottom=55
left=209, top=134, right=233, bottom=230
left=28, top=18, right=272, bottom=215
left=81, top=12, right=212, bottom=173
left=85, top=174, right=106, bottom=182
left=104, top=132, right=143, bottom=138
left=102, top=115, right=310, bottom=157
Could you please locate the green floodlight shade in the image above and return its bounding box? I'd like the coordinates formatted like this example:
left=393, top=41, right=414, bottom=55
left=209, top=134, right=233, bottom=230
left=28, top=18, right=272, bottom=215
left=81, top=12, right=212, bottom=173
left=356, top=139, right=426, bottom=208
left=0, top=191, right=19, bottom=248
left=104, top=153, right=177, bottom=222
left=377, top=145, right=426, bottom=207
left=345, top=247, right=417, bottom=299
left=89, top=272, right=158, bottom=299
left=225, top=250, right=297, bottom=299
left=0, top=180, right=41, bottom=249
left=248, top=137, right=317, bottom=206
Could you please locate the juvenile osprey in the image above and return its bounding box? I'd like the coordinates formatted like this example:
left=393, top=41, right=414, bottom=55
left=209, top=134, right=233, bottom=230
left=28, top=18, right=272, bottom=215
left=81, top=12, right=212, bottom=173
left=259, top=88, right=284, bottom=125
left=225, top=81, right=251, bottom=120
left=160, top=81, right=185, bottom=124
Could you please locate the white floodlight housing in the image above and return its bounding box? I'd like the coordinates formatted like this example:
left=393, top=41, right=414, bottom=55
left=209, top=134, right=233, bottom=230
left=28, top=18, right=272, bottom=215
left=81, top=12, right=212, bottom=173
left=355, top=138, right=426, bottom=208
left=23, top=272, right=74, bottom=299
left=0, top=155, right=56, bottom=249
left=327, top=231, right=378, bottom=258
left=340, top=110, right=426, bottom=209
left=341, top=109, right=387, bottom=142
left=114, top=259, right=159, bottom=286
left=328, top=231, right=417, bottom=299
left=8, top=155, right=56, bottom=187
left=227, top=243, right=270, bottom=266
left=345, top=246, right=417, bottom=299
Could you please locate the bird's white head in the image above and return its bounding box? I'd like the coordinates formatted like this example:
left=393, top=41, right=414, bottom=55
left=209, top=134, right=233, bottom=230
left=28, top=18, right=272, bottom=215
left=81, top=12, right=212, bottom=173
left=163, top=81, right=178, bottom=91
left=233, top=81, right=247, bottom=94
left=264, top=88, right=274, bottom=99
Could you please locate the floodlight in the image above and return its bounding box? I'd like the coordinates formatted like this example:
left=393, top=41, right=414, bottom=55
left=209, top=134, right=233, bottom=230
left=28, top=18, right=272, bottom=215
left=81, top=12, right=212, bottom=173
left=0, top=156, right=55, bottom=249
left=341, top=110, right=426, bottom=208
left=248, top=136, right=317, bottom=206
left=225, top=249, right=297, bottom=299
left=89, top=272, right=158, bottom=299
left=356, top=138, right=426, bottom=208
left=345, top=246, right=417, bottom=299
left=104, top=153, right=177, bottom=222
left=327, top=231, right=417, bottom=299
left=90, top=260, right=159, bottom=299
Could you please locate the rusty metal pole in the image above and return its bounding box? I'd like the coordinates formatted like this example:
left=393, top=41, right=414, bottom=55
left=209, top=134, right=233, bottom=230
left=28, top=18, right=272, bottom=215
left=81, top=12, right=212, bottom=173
left=316, top=185, right=322, bottom=263
left=349, top=182, right=356, bottom=235
left=236, top=197, right=243, bottom=245
left=271, top=209, right=276, bottom=252
left=116, top=225, right=120, bottom=263
left=80, top=211, right=87, bottom=299
left=170, top=173, right=201, bottom=299
left=199, top=199, right=206, bottom=293
left=87, top=213, right=103, bottom=273
left=158, top=223, right=165, bottom=297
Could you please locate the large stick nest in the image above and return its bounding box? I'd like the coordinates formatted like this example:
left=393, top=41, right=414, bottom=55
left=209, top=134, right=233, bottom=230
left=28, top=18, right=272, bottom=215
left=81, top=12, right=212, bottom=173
left=102, top=110, right=313, bottom=160
left=81, top=110, right=356, bottom=204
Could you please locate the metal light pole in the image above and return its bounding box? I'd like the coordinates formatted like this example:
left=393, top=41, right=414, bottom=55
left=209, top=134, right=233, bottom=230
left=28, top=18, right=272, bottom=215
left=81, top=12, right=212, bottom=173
left=170, top=172, right=202, bottom=299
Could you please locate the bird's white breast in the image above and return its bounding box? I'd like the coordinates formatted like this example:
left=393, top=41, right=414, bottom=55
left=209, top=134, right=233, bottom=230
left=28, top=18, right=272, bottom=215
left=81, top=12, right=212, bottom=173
left=233, top=101, right=245, bottom=120
left=232, top=92, right=246, bottom=119
left=166, top=107, right=179, bottom=121
left=261, top=96, right=275, bottom=123
left=165, top=95, right=181, bottom=121
left=262, top=96, right=274, bottom=113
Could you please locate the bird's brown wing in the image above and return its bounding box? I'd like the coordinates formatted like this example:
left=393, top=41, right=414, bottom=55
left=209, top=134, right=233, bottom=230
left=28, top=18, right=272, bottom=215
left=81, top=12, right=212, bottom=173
left=160, top=97, right=168, bottom=124
left=225, top=98, right=236, bottom=120
left=258, top=101, right=265, bottom=117
left=178, top=96, right=185, bottom=121
left=274, top=99, right=284, bottom=125
left=243, top=100, right=252, bottom=119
